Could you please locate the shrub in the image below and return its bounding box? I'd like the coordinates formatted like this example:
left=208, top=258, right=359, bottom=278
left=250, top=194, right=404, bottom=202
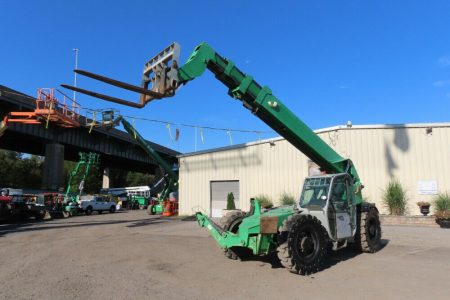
left=382, top=178, right=408, bottom=215
left=255, top=194, right=273, bottom=208
left=280, top=192, right=296, bottom=205
left=226, top=192, right=236, bottom=210
left=433, top=192, right=450, bottom=220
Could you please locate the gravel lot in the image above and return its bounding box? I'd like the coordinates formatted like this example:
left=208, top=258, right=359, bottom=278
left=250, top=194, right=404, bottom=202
left=1, top=210, right=449, bottom=300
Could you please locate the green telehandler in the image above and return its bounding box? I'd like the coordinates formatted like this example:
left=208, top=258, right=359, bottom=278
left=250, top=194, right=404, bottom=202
left=113, top=115, right=179, bottom=216
left=62, top=151, right=100, bottom=216
left=63, top=42, right=382, bottom=275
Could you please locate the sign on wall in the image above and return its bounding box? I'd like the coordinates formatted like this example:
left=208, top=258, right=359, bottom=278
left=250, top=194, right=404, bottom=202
left=417, top=180, right=438, bottom=195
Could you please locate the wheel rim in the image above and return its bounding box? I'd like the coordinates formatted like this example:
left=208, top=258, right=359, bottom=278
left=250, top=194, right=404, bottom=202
left=367, top=217, right=380, bottom=243
left=295, top=225, right=319, bottom=262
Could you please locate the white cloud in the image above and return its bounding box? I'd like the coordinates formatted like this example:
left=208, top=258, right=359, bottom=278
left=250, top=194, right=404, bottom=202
left=433, top=80, right=450, bottom=87
left=438, top=56, right=450, bottom=67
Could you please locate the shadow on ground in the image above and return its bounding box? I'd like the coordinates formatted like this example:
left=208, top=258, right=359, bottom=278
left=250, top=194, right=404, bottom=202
left=0, top=212, right=172, bottom=237
left=239, top=239, right=390, bottom=273
left=126, top=218, right=171, bottom=228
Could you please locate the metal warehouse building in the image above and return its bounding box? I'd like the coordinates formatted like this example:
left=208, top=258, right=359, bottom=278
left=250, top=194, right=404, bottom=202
left=178, top=123, right=450, bottom=217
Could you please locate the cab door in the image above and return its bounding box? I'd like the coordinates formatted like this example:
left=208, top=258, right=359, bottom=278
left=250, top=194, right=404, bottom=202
left=329, top=175, right=353, bottom=239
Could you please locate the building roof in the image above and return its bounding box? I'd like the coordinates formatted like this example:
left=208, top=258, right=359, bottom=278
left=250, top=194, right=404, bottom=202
left=178, top=122, right=450, bottom=158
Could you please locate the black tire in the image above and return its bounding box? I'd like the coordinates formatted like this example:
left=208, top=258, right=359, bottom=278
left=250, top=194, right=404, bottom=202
left=355, top=207, right=382, bottom=253
left=277, top=214, right=329, bottom=275
left=98, top=210, right=103, bottom=214
left=147, top=205, right=155, bottom=215
left=109, top=206, right=116, bottom=213
left=85, top=206, right=93, bottom=215
left=34, top=210, right=46, bottom=220
left=220, top=211, right=250, bottom=260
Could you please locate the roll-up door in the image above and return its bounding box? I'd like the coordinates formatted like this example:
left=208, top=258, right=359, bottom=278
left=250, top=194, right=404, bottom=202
left=210, top=180, right=239, bottom=218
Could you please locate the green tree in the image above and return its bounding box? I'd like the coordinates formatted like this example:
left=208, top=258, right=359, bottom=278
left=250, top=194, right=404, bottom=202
left=126, top=171, right=155, bottom=186
left=0, top=150, right=43, bottom=188
left=0, top=149, right=158, bottom=192
left=226, top=192, right=236, bottom=210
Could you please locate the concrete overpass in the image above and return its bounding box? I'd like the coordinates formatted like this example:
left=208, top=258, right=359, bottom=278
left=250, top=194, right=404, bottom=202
left=0, top=85, right=179, bottom=190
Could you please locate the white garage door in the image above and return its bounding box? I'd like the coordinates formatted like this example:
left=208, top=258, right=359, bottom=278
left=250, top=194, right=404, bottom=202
left=210, top=181, right=240, bottom=218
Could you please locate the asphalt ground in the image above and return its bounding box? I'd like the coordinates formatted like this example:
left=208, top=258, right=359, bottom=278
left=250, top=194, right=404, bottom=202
left=0, top=210, right=449, bottom=300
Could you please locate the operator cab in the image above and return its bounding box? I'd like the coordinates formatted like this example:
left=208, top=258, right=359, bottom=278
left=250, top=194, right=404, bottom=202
left=299, top=176, right=332, bottom=210
left=299, top=173, right=355, bottom=242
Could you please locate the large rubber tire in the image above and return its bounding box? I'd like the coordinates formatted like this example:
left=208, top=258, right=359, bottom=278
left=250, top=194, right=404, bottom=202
left=219, top=211, right=250, bottom=260
left=277, top=214, right=329, bottom=275
left=355, top=207, right=382, bottom=253
left=147, top=205, right=155, bottom=215
left=220, top=211, right=246, bottom=231
left=109, top=206, right=116, bottom=213
left=98, top=210, right=103, bottom=214
left=85, top=206, right=93, bottom=215
left=34, top=210, right=46, bottom=220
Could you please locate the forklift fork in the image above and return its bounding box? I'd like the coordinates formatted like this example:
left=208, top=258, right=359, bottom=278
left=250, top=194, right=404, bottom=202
left=61, top=42, right=181, bottom=108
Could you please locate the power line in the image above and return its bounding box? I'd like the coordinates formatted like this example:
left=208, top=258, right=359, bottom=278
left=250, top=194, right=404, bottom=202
left=120, top=115, right=274, bottom=134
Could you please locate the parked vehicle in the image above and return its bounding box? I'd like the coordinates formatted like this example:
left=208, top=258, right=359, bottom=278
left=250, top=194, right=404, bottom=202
left=100, top=186, right=151, bottom=210
left=78, top=195, right=116, bottom=215
left=0, top=193, right=46, bottom=220
left=37, top=193, right=72, bottom=218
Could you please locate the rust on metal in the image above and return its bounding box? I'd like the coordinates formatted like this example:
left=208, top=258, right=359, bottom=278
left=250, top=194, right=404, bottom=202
left=61, top=85, right=146, bottom=108
left=260, top=216, right=278, bottom=234
left=4, top=88, right=81, bottom=128
left=74, top=70, right=164, bottom=99
left=61, top=43, right=181, bottom=108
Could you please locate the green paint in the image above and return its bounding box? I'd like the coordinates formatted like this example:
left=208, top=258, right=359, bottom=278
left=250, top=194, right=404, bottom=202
left=196, top=199, right=294, bottom=255
left=64, top=152, right=99, bottom=206
left=117, top=116, right=178, bottom=210
left=176, top=42, right=368, bottom=254
left=177, top=42, right=362, bottom=203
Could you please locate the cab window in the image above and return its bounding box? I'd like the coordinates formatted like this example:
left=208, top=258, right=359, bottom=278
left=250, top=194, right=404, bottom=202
left=330, top=177, right=349, bottom=212
left=299, top=177, right=331, bottom=209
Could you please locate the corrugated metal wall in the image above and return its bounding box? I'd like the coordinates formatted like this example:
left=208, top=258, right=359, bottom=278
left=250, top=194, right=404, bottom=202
left=178, top=124, right=450, bottom=216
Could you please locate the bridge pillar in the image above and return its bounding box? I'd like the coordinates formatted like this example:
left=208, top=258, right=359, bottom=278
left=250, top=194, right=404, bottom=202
left=42, top=143, right=65, bottom=191
left=102, top=167, right=110, bottom=189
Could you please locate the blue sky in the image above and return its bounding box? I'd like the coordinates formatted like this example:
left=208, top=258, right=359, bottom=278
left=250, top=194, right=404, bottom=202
left=1, top=0, right=449, bottom=153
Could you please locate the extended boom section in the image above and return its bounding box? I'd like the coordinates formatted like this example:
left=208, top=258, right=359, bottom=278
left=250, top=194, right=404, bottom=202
left=178, top=43, right=358, bottom=177
left=115, top=116, right=178, bottom=215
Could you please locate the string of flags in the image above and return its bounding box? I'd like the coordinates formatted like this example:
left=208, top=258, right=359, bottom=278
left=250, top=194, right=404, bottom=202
left=121, top=115, right=273, bottom=146
left=121, top=115, right=272, bottom=134
left=226, top=130, right=233, bottom=145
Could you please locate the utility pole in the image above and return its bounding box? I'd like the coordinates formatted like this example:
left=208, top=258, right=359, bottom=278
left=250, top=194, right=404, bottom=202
left=73, top=48, right=79, bottom=102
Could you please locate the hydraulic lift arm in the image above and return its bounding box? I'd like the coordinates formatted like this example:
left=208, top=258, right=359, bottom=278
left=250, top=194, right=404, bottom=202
left=62, top=42, right=362, bottom=203
left=115, top=115, right=178, bottom=202
left=176, top=43, right=356, bottom=175
left=180, top=43, right=362, bottom=203
left=65, top=152, right=99, bottom=203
